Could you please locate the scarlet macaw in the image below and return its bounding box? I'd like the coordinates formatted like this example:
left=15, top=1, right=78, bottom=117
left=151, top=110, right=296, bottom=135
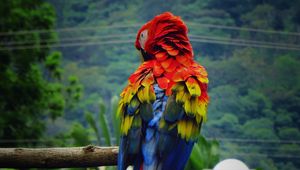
left=117, top=12, right=209, bottom=170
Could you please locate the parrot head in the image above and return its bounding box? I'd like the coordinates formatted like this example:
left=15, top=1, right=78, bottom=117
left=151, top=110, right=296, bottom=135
left=135, top=12, right=192, bottom=62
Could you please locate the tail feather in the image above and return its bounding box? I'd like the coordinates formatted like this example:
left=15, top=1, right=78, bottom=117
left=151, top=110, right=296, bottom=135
left=159, top=138, right=194, bottom=170
left=142, top=128, right=158, bottom=170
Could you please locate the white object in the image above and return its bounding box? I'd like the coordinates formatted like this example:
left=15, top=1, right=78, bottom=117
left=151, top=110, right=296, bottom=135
left=213, top=159, right=250, bottom=170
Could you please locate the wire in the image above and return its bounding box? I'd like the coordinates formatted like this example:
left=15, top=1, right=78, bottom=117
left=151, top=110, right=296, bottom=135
left=1, top=38, right=300, bottom=51
left=0, top=24, right=140, bottom=36
left=219, top=145, right=300, bottom=152
left=2, top=137, right=300, bottom=144
left=3, top=33, right=136, bottom=46
left=0, top=139, right=72, bottom=143
left=189, top=34, right=300, bottom=48
left=207, top=137, right=300, bottom=144
left=0, top=39, right=134, bottom=51
left=187, top=22, right=300, bottom=37
left=190, top=38, right=300, bottom=51
left=219, top=152, right=300, bottom=159
left=2, top=33, right=298, bottom=49
left=1, top=22, right=299, bottom=37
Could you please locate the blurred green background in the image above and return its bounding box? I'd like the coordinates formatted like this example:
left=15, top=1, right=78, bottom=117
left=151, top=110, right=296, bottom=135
left=0, top=0, right=300, bottom=170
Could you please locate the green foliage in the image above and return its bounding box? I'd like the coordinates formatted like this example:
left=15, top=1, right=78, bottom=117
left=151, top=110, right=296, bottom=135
left=85, top=111, right=100, bottom=143
left=185, top=136, right=220, bottom=170
left=84, top=98, right=119, bottom=146
left=45, top=51, right=63, bottom=79
left=242, top=118, right=278, bottom=139
left=48, top=0, right=299, bottom=169
left=82, top=99, right=219, bottom=170
left=111, top=96, right=121, bottom=144
left=242, top=4, right=278, bottom=29
left=2, top=0, right=300, bottom=169
left=65, top=75, right=83, bottom=108
left=70, top=122, right=90, bottom=146
left=278, top=128, right=300, bottom=140
left=98, top=100, right=112, bottom=146
left=0, top=0, right=63, bottom=146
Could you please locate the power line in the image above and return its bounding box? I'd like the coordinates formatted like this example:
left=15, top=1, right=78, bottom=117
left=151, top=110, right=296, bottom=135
left=0, top=139, right=73, bottom=143
left=0, top=39, right=134, bottom=51
left=1, top=22, right=299, bottom=37
left=189, top=34, right=300, bottom=48
left=187, top=22, right=300, bottom=37
left=207, top=137, right=300, bottom=144
left=219, top=152, right=300, bottom=159
left=3, top=137, right=300, bottom=144
left=0, top=24, right=140, bottom=36
left=190, top=38, right=300, bottom=51
left=2, top=33, right=136, bottom=46
left=2, top=33, right=297, bottom=49
left=1, top=38, right=300, bottom=51
left=220, top=145, right=300, bottom=152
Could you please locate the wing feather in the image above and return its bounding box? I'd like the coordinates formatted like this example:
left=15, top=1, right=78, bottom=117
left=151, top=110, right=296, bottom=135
left=117, top=61, right=156, bottom=169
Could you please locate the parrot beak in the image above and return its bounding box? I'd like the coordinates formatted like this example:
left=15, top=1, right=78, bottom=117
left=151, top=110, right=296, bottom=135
left=139, top=49, right=153, bottom=62
left=138, top=49, right=144, bottom=62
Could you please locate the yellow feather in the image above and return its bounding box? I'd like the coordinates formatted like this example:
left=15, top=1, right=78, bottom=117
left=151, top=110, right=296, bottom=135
left=122, top=116, right=134, bottom=135
left=195, top=114, right=202, bottom=123
left=185, top=78, right=201, bottom=97
left=124, top=87, right=135, bottom=104
left=159, top=119, right=166, bottom=129
left=149, top=86, right=156, bottom=102
left=120, top=119, right=124, bottom=133
left=176, top=90, right=184, bottom=103
left=186, top=121, right=193, bottom=140
left=194, top=99, right=208, bottom=122
left=177, top=121, right=181, bottom=135
left=181, top=120, right=187, bottom=139
left=116, top=100, right=124, bottom=117
left=172, top=83, right=185, bottom=92
left=196, top=84, right=201, bottom=96
left=137, top=88, right=145, bottom=102
left=191, top=124, right=199, bottom=138
left=122, top=116, right=129, bottom=134
left=177, top=121, right=183, bottom=138
left=132, top=116, right=141, bottom=126
left=197, top=76, right=209, bottom=84
left=143, top=85, right=150, bottom=103
left=135, top=108, right=139, bottom=115
left=190, top=98, right=198, bottom=115
left=187, top=83, right=201, bottom=97
left=199, top=104, right=205, bottom=116
left=184, top=99, right=192, bottom=114
left=198, top=102, right=207, bottom=119
left=129, top=97, right=139, bottom=108
left=182, top=92, right=190, bottom=102
left=168, top=123, right=177, bottom=131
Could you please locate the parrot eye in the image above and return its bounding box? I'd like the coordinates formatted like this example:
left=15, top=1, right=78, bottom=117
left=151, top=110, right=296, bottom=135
left=139, top=30, right=148, bottom=49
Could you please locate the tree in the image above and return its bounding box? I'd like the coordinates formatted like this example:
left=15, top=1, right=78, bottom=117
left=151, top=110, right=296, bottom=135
left=0, top=0, right=65, bottom=146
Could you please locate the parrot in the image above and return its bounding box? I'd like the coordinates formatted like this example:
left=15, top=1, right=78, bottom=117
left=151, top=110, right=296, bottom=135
left=117, top=12, right=209, bottom=170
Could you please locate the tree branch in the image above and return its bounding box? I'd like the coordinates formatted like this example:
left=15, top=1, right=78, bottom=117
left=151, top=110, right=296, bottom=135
left=0, top=145, right=118, bottom=168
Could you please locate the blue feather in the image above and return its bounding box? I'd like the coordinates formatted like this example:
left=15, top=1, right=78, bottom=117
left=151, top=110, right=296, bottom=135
left=119, top=83, right=195, bottom=170
left=140, top=84, right=167, bottom=169
left=118, top=136, right=127, bottom=170
left=159, top=139, right=194, bottom=170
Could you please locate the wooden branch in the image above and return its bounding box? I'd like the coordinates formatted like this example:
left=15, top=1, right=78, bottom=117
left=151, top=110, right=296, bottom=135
left=0, top=145, right=118, bottom=168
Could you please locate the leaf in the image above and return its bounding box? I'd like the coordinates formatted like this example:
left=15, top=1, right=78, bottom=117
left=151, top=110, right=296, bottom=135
left=189, top=144, right=204, bottom=169
left=111, top=95, right=121, bottom=144
left=185, top=135, right=220, bottom=170
left=99, top=100, right=111, bottom=146
left=84, top=111, right=100, bottom=144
